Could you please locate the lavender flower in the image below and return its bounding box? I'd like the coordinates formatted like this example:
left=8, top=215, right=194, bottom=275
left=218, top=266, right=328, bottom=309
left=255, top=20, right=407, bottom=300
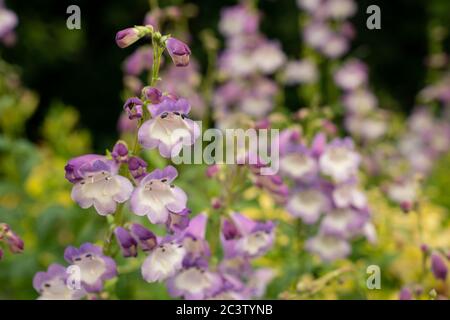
left=127, top=156, right=148, bottom=181
left=319, top=138, right=360, bottom=183
left=334, top=59, right=368, bottom=91
left=65, top=155, right=133, bottom=215
left=306, top=233, right=351, bottom=262
left=141, top=238, right=186, bottom=283
left=111, top=141, right=129, bottom=164
left=167, top=266, right=222, bottom=300
left=130, top=166, right=188, bottom=224
left=166, top=37, right=191, bottom=67
left=287, top=186, right=330, bottom=224
left=219, top=4, right=259, bottom=37
left=221, top=213, right=275, bottom=259
left=138, top=96, right=200, bottom=158
left=123, top=97, right=144, bottom=120
left=142, top=86, right=163, bottom=104
left=282, top=59, right=318, bottom=85
left=33, top=264, right=86, bottom=300
left=64, top=243, right=117, bottom=292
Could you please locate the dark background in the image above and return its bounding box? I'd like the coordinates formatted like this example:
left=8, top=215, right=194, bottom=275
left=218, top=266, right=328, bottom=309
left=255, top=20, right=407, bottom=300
left=3, top=0, right=450, bottom=150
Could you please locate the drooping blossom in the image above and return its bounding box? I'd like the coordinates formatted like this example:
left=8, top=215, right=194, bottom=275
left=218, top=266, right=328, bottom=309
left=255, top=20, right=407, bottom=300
left=64, top=243, right=117, bottom=292
left=166, top=37, right=191, bottom=67
left=130, top=166, right=188, bottom=224
left=65, top=155, right=133, bottom=215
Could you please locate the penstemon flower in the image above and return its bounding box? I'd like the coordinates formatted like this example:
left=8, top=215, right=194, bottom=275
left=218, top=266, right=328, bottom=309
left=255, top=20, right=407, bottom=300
left=130, top=165, right=188, bottom=224
left=137, top=96, right=200, bottom=158
left=64, top=243, right=117, bottom=292
left=221, top=213, right=275, bottom=259
left=167, top=266, right=222, bottom=300
left=33, top=264, right=86, bottom=300
left=65, top=155, right=133, bottom=215
left=141, top=237, right=186, bottom=283
left=319, top=138, right=360, bottom=183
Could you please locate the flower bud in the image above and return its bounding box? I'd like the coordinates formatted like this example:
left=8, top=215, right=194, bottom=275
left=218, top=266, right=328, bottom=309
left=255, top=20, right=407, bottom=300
left=6, top=230, right=24, bottom=254
left=128, top=156, right=147, bottom=181
left=115, top=26, right=151, bottom=48
left=114, top=227, right=138, bottom=258
left=211, top=197, right=222, bottom=210
left=112, top=141, right=129, bottom=164
left=166, top=37, right=191, bottom=67
left=123, top=97, right=143, bottom=120
left=431, top=252, right=448, bottom=281
left=142, top=86, right=162, bottom=104
left=130, top=224, right=157, bottom=252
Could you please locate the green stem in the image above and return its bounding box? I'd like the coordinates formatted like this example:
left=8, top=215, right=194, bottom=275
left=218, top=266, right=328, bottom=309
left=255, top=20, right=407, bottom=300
left=103, top=204, right=125, bottom=256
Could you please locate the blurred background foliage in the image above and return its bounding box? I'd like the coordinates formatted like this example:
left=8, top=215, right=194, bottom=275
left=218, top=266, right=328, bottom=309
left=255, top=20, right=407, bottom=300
left=1, top=0, right=450, bottom=299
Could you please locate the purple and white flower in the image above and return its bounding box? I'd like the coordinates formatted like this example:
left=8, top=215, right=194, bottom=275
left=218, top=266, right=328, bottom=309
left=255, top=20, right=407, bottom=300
left=332, top=182, right=367, bottom=209
left=306, top=233, right=351, bottom=262
left=33, top=264, right=86, bottom=300
left=130, top=166, right=188, bottom=224
left=167, top=267, right=222, bottom=300
left=65, top=155, right=133, bottom=215
left=334, top=60, right=368, bottom=91
left=282, top=59, right=318, bottom=85
left=319, top=208, right=367, bottom=238
left=141, top=238, right=186, bottom=283
left=287, top=187, right=330, bottom=224
left=319, top=138, right=360, bottom=183
left=221, top=213, right=275, bottom=259
left=138, top=96, right=200, bottom=158
left=64, top=243, right=117, bottom=293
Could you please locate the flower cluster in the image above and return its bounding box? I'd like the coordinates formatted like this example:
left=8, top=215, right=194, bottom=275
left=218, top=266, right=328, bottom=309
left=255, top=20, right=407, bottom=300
left=298, top=0, right=356, bottom=59
left=279, top=129, right=375, bottom=262
left=214, top=4, right=285, bottom=127
left=0, top=223, right=24, bottom=260
left=333, top=60, right=388, bottom=143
